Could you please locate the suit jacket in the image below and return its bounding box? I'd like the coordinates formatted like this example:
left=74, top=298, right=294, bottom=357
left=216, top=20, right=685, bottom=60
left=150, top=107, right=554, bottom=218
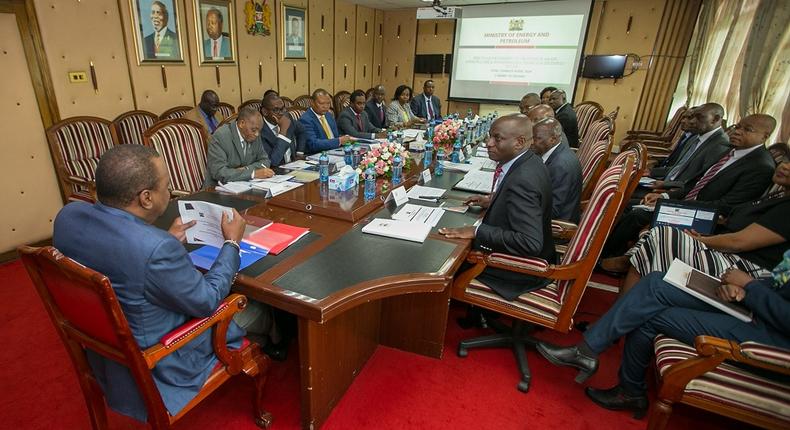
left=202, top=35, right=231, bottom=59
left=386, top=100, right=418, bottom=128
left=365, top=99, right=388, bottom=129
left=337, top=107, right=381, bottom=139
left=52, top=202, right=243, bottom=421
left=555, top=104, right=580, bottom=149
left=143, top=28, right=180, bottom=60
left=662, top=129, right=730, bottom=189
left=544, top=141, right=583, bottom=223
left=668, top=145, right=776, bottom=215
left=183, top=106, right=224, bottom=135
left=205, top=121, right=271, bottom=187
left=410, top=93, right=442, bottom=121
left=260, top=119, right=298, bottom=167
left=475, top=150, right=556, bottom=300
left=299, top=108, right=342, bottom=154
left=649, top=132, right=693, bottom=179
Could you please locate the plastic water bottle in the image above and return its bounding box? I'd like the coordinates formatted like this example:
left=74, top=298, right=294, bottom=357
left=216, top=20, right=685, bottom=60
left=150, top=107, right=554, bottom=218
left=392, top=154, right=402, bottom=186
left=343, top=144, right=353, bottom=166
left=467, top=108, right=473, bottom=120
left=364, top=166, right=376, bottom=200
left=387, top=131, right=394, bottom=142
left=318, top=151, right=329, bottom=183
left=452, top=140, right=462, bottom=163
left=352, top=143, right=361, bottom=168
left=435, top=148, right=445, bottom=176
left=423, top=141, right=433, bottom=169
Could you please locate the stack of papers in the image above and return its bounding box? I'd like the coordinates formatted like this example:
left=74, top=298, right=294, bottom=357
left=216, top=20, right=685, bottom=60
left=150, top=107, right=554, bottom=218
left=179, top=201, right=233, bottom=248
left=454, top=169, right=494, bottom=193
left=441, top=161, right=477, bottom=173
left=280, top=160, right=314, bottom=170
left=361, top=218, right=432, bottom=243
left=243, top=223, right=310, bottom=255
left=216, top=181, right=252, bottom=194
left=469, top=157, right=497, bottom=170
left=391, top=204, right=444, bottom=227
left=402, top=129, right=422, bottom=139
left=253, top=174, right=294, bottom=184
left=406, top=185, right=446, bottom=201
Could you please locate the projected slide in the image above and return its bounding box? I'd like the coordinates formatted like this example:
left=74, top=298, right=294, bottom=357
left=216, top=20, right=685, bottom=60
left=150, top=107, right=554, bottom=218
left=449, top=1, right=591, bottom=103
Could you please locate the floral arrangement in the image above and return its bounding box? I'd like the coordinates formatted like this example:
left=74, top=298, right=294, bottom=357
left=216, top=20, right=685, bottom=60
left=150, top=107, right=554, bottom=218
left=432, top=119, right=463, bottom=153
left=355, top=141, right=411, bottom=178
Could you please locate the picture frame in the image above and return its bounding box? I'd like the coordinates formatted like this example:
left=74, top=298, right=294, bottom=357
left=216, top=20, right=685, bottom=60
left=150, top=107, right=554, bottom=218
left=129, top=0, right=185, bottom=64
left=194, top=0, right=236, bottom=64
left=281, top=4, right=307, bottom=60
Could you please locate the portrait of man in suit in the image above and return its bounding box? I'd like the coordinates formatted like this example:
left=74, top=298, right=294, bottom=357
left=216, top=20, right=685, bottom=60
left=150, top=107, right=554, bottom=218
left=135, top=0, right=183, bottom=63
left=200, top=3, right=234, bottom=62
left=282, top=6, right=306, bottom=59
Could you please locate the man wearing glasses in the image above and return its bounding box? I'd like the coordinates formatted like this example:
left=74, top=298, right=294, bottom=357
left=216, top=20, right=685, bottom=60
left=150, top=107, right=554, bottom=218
left=260, top=92, right=303, bottom=167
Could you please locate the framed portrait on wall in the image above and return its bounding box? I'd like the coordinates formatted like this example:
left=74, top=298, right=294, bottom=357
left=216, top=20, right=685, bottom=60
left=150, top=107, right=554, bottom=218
left=130, top=0, right=185, bottom=64
left=194, top=0, right=236, bottom=64
left=281, top=4, right=307, bottom=60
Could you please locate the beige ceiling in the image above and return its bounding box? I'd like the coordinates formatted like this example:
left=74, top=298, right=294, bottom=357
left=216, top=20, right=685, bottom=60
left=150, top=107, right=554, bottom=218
left=347, top=0, right=541, bottom=11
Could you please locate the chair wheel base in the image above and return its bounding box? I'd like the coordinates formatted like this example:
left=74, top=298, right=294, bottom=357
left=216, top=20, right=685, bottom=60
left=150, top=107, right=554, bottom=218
left=517, top=379, right=530, bottom=393
left=255, top=412, right=273, bottom=428
left=457, top=345, right=468, bottom=358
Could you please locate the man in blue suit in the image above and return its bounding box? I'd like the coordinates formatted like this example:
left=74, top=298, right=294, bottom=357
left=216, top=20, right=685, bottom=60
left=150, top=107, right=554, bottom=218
left=202, top=8, right=232, bottom=60
left=532, top=118, right=582, bottom=223
left=298, top=88, right=352, bottom=154
left=52, top=144, right=247, bottom=421
left=536, top=258, right=790, bottom=418
left=260, top=93, right=303, bottom=166
left=410, top=80, right=442, bottom=121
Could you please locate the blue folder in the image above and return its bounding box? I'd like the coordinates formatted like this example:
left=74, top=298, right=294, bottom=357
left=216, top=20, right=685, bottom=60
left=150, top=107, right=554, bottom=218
left=189, top=241, right=268, bottom=271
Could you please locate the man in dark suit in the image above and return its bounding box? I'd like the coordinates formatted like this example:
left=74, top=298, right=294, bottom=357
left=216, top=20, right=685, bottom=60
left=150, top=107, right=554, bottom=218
left=537, top=265, right=790, bottom=418
left=548, top=90, right=580, bottom=148
left=439, top=115, right=555, bottom=300
left=533, top=118, right=583, bottom=223
left=52, top=144, right=248, bottom=421
left=298, top=88, right=352, bottom=154
left=527, top=104, right=570, bottom=157
left=143, top=1, right=180, bottom=60
left=338, top=90, right=386, bottom=139
left=410, top=80, right=442, bottom=122
left=260, top=93, right=300, bottom=167
left=205, top=107, right=273, bottom=187
left=365, top=85, right=388, bottom=130
left=645, top=108, right=696, bottom=180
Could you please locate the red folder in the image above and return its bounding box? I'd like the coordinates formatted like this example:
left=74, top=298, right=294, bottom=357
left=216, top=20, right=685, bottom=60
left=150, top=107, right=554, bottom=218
left=242, top=223, right=309, bottom=255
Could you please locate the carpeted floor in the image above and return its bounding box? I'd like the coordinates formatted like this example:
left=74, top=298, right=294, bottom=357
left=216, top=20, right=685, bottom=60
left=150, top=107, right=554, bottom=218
left=0, top=259, right=754, bottom=429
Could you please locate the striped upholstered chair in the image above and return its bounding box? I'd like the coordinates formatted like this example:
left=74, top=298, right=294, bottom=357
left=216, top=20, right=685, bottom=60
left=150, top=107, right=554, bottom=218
left=287, top=107, right=307, bottom=121
left=577, top=121, right=614, bottom=201
left=451, top=157, right=634, bottom=392
left=159, top=106, right=192, bottom=120
left=217, top=102, right=236, bottom=120
left=111, top=110, right=158, bottom=146
left=573, top=101, right=604, bottom=144
left=280, top=96, right=293, bottom=109
left=648, top=335, right=790, bottom=430
left=623, top=105, right=687, bottom=145
left=143, top=119, right=208, bottom=196
left=333, top=90, right=351, bottom=114
left=46, top=116, right=116, bottom=203
left=293, top=95, right=312, bottom=109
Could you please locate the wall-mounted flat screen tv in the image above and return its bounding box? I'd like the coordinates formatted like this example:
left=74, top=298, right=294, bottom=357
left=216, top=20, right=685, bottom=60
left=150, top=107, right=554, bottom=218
left=581, top=55, right=627, bottom=78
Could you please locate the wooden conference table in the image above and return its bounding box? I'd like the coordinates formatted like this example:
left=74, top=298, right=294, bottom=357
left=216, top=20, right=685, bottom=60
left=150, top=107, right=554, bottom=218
left=155, top=159, right=484, bottom=429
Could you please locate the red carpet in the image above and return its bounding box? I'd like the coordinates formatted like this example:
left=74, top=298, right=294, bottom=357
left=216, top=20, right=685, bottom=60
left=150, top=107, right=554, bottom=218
left=0, top=260, right=755, bottom=429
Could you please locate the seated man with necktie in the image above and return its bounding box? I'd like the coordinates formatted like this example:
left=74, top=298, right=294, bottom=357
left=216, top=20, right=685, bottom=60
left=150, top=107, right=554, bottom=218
left=299, top=88, right=352, bottom=154
left=365, top=85, right=388, bottom=130
left=547, top=90, right=579, bottom=148
left=205, top=107, right=274, bottom=187
left=410, top=80, right=442, bottom=122
left=259, top=93, right=302, bottom=167
left=439, top=115, right=555, bottom=301
left=337, top=90, right=386, bottom=140
left=184, top=90, right=225, bottom=135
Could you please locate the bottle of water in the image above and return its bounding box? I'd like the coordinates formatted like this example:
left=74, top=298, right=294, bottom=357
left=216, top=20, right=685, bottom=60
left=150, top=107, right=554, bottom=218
left=426, top=124, right=434, bottom=141
left=318, top=151, right=329, bottom=183
left=392, top=154, right=402, bottom=185
left=364, top=166, right=376, bottom=200
left=467, top=108, right=473, bottom=120
left=352, top=143, right=361, bottom=168
left=423, top=141, right=434, bottom=169
left=452, top=139, right=462, bottom=163
left=343, top=144, right=353, bottom=166
left=387, top=131, right=394, bottom=142
left=435, top=148, right=445, bottom=176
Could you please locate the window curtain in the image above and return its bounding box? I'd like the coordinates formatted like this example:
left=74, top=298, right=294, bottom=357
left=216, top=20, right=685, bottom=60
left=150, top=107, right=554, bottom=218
left=682, top=0, right=790, bottom=143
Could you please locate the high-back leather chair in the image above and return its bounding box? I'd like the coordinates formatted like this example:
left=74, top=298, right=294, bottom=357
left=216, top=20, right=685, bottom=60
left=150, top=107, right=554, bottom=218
left=142, top=118, right=208, bottom=196
left=19, top=245, right=272, bottom=430
left=451, top=158, right=633, bottom=392
left=159, top=106, right=192, bottom=120
left=111, top=110, right=158, bottom=146
left=45, top=116, right=116, bottom=203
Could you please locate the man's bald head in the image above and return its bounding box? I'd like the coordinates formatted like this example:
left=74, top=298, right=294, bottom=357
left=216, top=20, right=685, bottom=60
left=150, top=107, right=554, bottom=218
left=730, top=114, right=776, bottom=149
left=532, top=118, right=562, bottom=155
left=526, top=104, right=555, bottom=123
left=486, top=115, right=533, bottom=163
left=519, top=93, right=540, bottom=114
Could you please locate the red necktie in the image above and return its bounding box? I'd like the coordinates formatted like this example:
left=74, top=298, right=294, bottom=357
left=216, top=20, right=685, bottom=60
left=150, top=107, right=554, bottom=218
left=427, top=98, right=434, bottom=120
left=379, top=106, right=384, bottom=123
left=492, top=164, right=503, bottom=193
left=356, top=113, right=363, bottom=131
left=213, top=40, right=218, bottom=57
left=685, top=149, right=735, bottom=200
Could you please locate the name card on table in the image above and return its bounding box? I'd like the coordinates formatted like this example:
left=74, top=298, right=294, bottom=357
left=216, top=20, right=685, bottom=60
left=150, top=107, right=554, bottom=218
left=421, top=169, right=432, bottom=184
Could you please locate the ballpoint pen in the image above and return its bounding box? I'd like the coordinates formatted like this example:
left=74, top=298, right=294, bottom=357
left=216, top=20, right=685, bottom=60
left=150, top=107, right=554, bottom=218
left=418, top=195, right=446, bottom=200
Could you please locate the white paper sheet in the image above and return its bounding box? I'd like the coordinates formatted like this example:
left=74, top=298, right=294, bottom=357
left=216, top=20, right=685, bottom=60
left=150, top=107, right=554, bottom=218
left=178, top=200, right=233, bottom=248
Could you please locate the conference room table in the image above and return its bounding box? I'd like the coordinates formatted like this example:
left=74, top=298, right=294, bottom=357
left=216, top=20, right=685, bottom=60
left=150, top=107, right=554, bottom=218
left=155, top=156, right=487, bottom=429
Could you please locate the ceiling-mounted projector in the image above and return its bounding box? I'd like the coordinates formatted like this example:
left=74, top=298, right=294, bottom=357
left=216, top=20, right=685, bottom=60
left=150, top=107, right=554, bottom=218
left=417, top=0, right=461, bottom=19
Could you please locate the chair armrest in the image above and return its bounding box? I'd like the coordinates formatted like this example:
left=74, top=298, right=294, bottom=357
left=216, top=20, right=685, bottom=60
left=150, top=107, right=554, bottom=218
left=627, top=129, right=662, bottom=136
left=465, top=250, right=584, bottom=280
left=726, top=340, right=790, bottom=375
left=143, top=294, right=248, bottom=369
left=551, top=220, right=578, bottom=241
